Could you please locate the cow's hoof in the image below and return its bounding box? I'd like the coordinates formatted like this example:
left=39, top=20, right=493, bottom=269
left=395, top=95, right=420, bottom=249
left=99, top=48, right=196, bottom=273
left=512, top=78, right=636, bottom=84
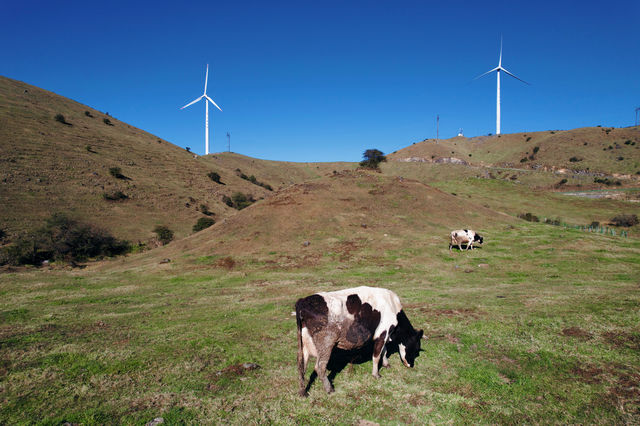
left=298, top=390, right=309, bottom=398
left=372, top=373, right=381, bottom=379
left=324, top=385, right=335, bottom=394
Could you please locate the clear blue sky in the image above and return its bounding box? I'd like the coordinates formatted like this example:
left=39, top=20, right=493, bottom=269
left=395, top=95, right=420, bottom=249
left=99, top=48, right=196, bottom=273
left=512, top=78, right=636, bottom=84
left=3, top=1, right=639, bottom=161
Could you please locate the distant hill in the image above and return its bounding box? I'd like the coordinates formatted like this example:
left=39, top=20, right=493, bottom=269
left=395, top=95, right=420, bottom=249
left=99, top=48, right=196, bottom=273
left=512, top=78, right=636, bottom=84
left=388, top=127, right=640, bottom=177
left=107, top=169, right=511, bottom=269
left=0, top=76, right=352, bottom=243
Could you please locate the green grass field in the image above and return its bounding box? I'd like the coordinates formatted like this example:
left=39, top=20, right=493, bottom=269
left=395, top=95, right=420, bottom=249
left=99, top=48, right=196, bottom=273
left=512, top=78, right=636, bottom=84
left=2, top=222, right=638, bottom=424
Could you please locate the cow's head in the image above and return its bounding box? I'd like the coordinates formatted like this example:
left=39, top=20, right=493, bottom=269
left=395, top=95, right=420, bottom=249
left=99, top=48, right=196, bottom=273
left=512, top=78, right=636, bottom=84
left=398, top=328, right=423, bottom=368
left=474, top=233, right=483, bottom=244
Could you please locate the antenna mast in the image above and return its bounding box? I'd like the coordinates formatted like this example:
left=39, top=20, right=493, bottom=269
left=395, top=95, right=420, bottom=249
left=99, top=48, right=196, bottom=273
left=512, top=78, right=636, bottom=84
left=436, top=114, right=439, bottom=143
left=227, top=132, right=230, bottom=152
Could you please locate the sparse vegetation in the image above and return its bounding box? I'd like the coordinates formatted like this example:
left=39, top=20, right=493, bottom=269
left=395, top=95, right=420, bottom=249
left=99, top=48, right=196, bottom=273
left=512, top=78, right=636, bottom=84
left=207, top=171, right=223, bottom=184
left=517, top=212, right=539, bottom=222
left=199, top=204, right=213, bottom=216
left=0, top=213, right=129, bottom=266
left=569, top=156, right=583, bottom=162
left=108, top=167, right=126, bottom=179
left=526, top=136, right=532, bottom=142
left=103, top=118, right=112, bottom=126
left=359, top=149, right=386, bottom=169
left=236, top=170, right=273, bottom=191
left=230, top=192, right=255, bottom=210
left=594, top=177, right=621, bottom=186
left=555, top=178, right=568, bottom=188
left=533, top=146, right=539, bottom=154
left=103, top=191, right=128, bottom=201
left=192, top=217, right=215, bottom=232
left=610, top=214, right=638, bottom=227
left=54, top=114, right=69, bottom=125
left=84, top=111, right=93, bottom=117
left=153, top=225, right=174, bottom=245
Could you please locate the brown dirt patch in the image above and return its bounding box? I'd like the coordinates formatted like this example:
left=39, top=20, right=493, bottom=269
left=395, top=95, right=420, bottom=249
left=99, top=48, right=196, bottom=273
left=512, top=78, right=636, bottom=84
left=561, top=326, right=593, bottom=340
left=215, top=256, right=236, bottom=269
left=571, top=364, right=604, bottom=384
left=603, top=331, right=640, bottom=350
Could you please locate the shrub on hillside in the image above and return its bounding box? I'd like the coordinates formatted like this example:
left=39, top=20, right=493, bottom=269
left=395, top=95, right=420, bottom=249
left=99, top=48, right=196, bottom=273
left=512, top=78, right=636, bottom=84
left=610, top=214, right=638, bottom=227
left=84, top=111, right=93, bottom=117
left=0, top=229, right=5, bottom=240
left=231, top=192, right=255, bottom=210
left=153, top=226, right=174, bottom=245
left=103, top=118, right=113, bottom=126
left=594, top=177, right=621, bottom=186
left=199, top=204, right=213, bottom=216
left=222, top=195, right=234, bottom=208
left=207, top=171, right=223, bottom=184
left=103, top=191, right=128, bottom=201
left=569, top=156, right=583, bottom=162
left=236, top=170, right=273, bottom=191
left=193, top=217, right=215, bottom=233
left=54, top=114, right=69, bottom=125
left=555, top=178, right=568, bottom=188
left=533, top=146, right=540, bottom=154
left=0, top=214, right=129, bottom=266
left=109, top=167, right=125, bottom=179
left=518, top=212, right=539, bottom=222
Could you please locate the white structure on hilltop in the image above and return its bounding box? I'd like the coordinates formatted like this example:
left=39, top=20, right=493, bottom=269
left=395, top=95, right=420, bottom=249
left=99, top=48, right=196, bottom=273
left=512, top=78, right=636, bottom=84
left=457, top=128, right=464, bottom=137
left=474, top=37, right=528, bottom=135
left=181, top=64, right=222, bottom=155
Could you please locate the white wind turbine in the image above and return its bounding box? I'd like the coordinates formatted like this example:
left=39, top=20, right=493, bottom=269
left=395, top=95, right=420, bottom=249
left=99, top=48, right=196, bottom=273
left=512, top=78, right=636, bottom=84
left=181, top=64, right=222, bottom=155
left=474, top=38, right=529, bottom=135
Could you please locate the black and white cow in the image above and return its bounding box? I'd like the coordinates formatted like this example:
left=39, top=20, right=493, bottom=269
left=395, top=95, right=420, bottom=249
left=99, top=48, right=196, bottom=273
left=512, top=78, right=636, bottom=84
left=295, top=286, right=423, bottom=396
left=449, top=229, right=483, bottom=251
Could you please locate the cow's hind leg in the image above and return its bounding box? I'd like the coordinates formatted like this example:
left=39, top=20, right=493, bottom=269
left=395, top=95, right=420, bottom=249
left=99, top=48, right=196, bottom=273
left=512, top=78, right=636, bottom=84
left=313, top=332, right=336, bottom=394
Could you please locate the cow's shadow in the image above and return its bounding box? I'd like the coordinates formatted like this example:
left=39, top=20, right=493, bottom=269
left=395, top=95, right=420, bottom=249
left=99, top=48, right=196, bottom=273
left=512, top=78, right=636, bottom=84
left=450, top=244, right=483, bottom=251
left=304, top=341, right=401, bottom=394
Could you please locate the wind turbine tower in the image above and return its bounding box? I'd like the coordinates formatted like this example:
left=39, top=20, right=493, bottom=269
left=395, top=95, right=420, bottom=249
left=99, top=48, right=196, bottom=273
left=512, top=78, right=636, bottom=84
left=181, top=64, right=222, bottom=155
left=475, top=38, right=529, bottom=135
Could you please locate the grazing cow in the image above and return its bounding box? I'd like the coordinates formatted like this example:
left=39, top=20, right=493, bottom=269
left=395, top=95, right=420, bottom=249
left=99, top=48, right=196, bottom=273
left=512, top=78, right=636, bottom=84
left=449, top=229, right=483, bottom=251
left=295, top=286, right=423, bottom=396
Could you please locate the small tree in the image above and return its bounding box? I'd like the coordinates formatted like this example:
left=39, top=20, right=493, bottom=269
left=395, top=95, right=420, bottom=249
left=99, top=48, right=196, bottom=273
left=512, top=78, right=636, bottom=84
left=103, top=118, right=112, bottom=126
left=85, top=111, right=93, bottom=117
left=153, top=226, right=174, bottom=245
left=359, top=149, right=386, bottom=169
left=109, top=167, right=125, bottom=179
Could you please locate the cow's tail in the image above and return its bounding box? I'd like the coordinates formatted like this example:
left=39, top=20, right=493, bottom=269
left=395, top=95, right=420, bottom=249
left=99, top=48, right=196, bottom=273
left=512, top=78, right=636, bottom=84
left=295, top=299, right=307, bottom=396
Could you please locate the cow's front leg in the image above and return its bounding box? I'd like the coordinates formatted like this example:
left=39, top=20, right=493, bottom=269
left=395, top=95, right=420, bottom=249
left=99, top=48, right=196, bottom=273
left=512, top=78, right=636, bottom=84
left=371, top=332, right=387, bottom=378
left=381, top=348, right=390, bottom=368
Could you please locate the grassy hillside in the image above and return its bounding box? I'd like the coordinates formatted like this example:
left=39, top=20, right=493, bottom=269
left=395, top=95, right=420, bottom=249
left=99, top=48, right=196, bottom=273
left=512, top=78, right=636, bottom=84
left=0, top=76, right=352, bottom=243
left=389, top=127, right=640, bottom=178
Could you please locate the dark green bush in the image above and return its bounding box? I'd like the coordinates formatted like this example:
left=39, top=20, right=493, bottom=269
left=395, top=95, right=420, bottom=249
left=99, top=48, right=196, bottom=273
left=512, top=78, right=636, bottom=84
left=236, top=170, right=273, bottom=191
left=610, top=214, right=638, bottom=227
left=207, top=172, right=222, bottom=184
left=54, top=114, right=69, bottom=125
left=222, top=195, right=234, bottom=208
left=359, top=149, right=386, bottom=169
left=199, top=204, right=213, bottom=216
left=594, top=177, right=621, bottom=186
left=84, top=111, right=93, bottom=117
left=193, top=217, right=215, bottom=232
left=520, top=157, right=528, bottom=163
left=533, top=146, right=539, bottom=154
left=231, top=192, right=255, bottom=210
left=569, top=156, right=583, bottom=162
left=556, top=178, right=568, bottom=187
left=590, top=221, right=600, bottom=228
left=0, top=213, right=129, bottom=266
left=103, top=118, right=112, bottom=126
left=526, top=137, right=532, bottom=142
left=153, top=225, right=174, bottom=245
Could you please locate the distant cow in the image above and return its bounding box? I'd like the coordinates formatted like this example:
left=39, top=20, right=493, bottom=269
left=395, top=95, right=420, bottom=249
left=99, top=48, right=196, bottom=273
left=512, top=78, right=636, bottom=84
left=449, top=229, right=483, bottom=251
left=295, top=286, right=423, bottom=396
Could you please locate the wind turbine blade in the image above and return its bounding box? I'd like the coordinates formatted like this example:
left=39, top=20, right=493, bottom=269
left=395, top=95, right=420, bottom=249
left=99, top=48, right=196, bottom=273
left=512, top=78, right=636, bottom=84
left=204, top=95, right=222, bottom=111
left=501, top=67, right=530, bottom=85
left=499, top=35, right=503, bottom=67
left=204, top=64, right=209, bottom=94
left=473, top=67, right=499, bottom=80
left=181, top=95, right=204, bottom=109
